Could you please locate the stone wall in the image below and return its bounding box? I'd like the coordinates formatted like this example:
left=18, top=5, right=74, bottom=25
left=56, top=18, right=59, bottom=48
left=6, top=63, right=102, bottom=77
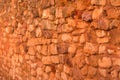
left=0, top=0, right=120, bottom=80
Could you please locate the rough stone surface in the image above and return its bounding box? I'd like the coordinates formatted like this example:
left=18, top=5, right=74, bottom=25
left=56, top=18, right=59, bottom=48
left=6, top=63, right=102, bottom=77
left=98, top=57, right=112, bottom=68
left=92, top=7, right=103, bottom=20
left=61, top=33, right=72, bottom=42
left=0, top=0, right=120, bottom=80
left=110, top=0, right=120, bottom=6
left=91, top=0, right=106, bottom=5
left=48, top=44, right=58, bottom=55
left=84, top=42, right=98, bottom=54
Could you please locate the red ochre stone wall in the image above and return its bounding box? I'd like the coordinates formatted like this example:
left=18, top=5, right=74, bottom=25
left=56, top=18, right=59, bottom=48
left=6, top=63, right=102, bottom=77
left=0, top=0, right=120, bottom=80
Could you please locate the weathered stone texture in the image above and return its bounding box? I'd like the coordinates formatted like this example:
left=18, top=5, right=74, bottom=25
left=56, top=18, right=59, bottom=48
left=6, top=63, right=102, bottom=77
left=0, top=0, right=120, bottom=80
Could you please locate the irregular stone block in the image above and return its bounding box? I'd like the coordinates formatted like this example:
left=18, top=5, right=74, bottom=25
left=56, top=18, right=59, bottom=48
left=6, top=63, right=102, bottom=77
left=35, top=27, right=42, bottom=37
left=27, top=38, right=41, bottom=46
left=42, top=56, right=52, bottom=65
left=82, top=11, right=92, bottom=22
left=112, top=58, right=120, bottom=66
left=98, top=57, right=112, bottom=68
left=97, top=37, right=110, bottom=43
left=86, top=55, right=98, bottom=67
left=68, top=44, right=77, bottom=54
left=57, top=43, right=69, bottom=54
left=67, top=18, right=76, bottom=27
left=110, top=0, right=120, bottom=6
left=27, top=38, right=51, bottom=46
left=92, top=7, right=103, bottom=20
left=41, top=45, right=48, bottom=55
left=79, top=34, right=86, bottom=43
left=84, top=42, right=98, bottom=54
left=99, top=45, right=106, bottom=54
left=97, top=18, right=110, bottom=30
left=61, top=33, right=72, bottom=42
left=42, top=30, right=53, bottom=39
left=77, top=21, right=88, bottom=29
left=56, top=7, right=63, bottom=18
left=98, top=68, right=107, bottom=77
left=42, top=9, right=51, bottom=19
left=62, top=24, right=74, bottom=33
left=72, top=29, right=86, bottom=36
left=28, top=46, right=36, bottom=56
left=96, top=30, right=106, bottom=38
left=76, top=0, right=90, bottom=10
left=48, top=44, right=58, bottom=55
left=91, top=0, right=106, bottom=6
left=51, top=56, right=59, bottom=64
left=107, top=8, right=120, bottom=19
left=88, top=66, right=97, bottom=77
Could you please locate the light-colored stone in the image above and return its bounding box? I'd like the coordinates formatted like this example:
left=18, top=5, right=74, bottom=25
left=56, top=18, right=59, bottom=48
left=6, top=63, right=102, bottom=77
left=35, top=27, right=42, bottom=37
left=98, top=57, right=112, bottom=68
left=107, top=49, right=115, bottom=54
left=27, top=38, right=41, bottom=46
left=72, top=29, right=86, bottom=36
left=41, top=45, right=48, bottom=55
left=63, top=65, right=71, bottom=74
left=56, top=7, right=63, bottom=18
left=107, top=8, right=120, bottom=19
left=61, top=72, right=68, bottom=80
left=68, top=44, right=77, bottom=54
left=37, top=67, right=44, bottom=75
left=96, top=30, right=106, bottom=38
left=42, top=9, right=50, bottom=19
left=28, top=46, right=36, bottom=56
left=111, top=70, right=118, bottom=78
left=98, top=68, right=107, bottom=77
left=18, top=55, right=23, bottom=63
left=79, top=34, right=86, bottom=43
left=48, top=44, right=58, bottom=55
left=42, top=56, right=52, bottom=65
left=52, top=39, right=58, bottom=43
left=27, top=38, right=51, bottom=46
left=110, top=19, right=120, bottom=28
left=72, top=36, right=79, bottom=43
left=84, top=42, right=98, bottom=54
left=110, top=0, right=120, bottom=6
left=112, top=58, right=120, bottom=66
left=42, top=72, right=49, bottom=80
left=61, top=33, right=72, bottom=42
left=99, top=45, right=106, bottom=54
left=77, top=21, right=88, bottom=29
left=51, top=56, right=59, bottom=64
left=59, top=18, right=66, bottom=24
left=76, top=0, right=90, bottom=10
left=97, top=37, right=110, bottom=43
left=27, top=24, right=35, bottom=32
left=45, top=66, right=52, bottom=73
left=62, top=24, right=74, bottom=33
left=5, top=27, right=13, bottom=34
left=67, top=18, right=76, bottom=27
left=88, top=66, right=97, bottom=77
left=91, top=0, right=106, bottom=5
left=41, top=20, right=53, bottom=30
left=36, top=45, right=42, bottom=52
left=92, top=7, right=103, bottom=20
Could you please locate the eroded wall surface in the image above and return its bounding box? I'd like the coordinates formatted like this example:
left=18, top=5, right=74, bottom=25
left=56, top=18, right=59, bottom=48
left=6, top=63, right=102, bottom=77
left=0, top=0, right=120, bottom=80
